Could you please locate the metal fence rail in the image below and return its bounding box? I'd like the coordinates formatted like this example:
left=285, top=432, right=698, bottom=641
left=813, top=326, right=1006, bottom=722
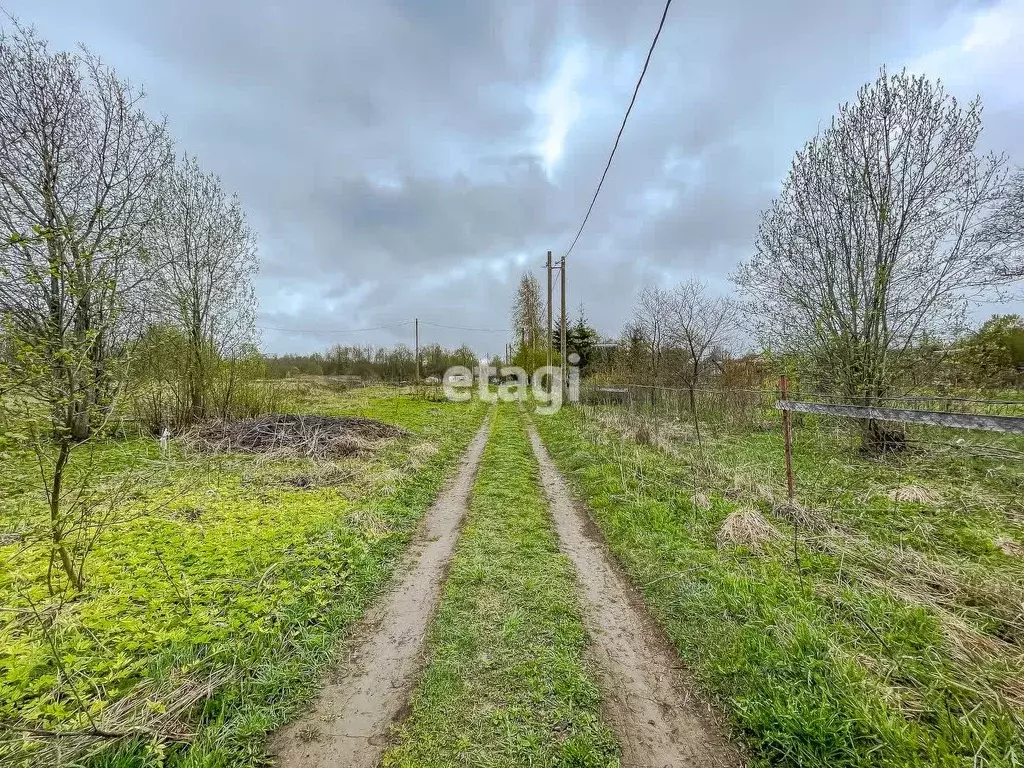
left=776, top=400, right=1024, bottom=435
left=577, top=378, right=1024, bottom=503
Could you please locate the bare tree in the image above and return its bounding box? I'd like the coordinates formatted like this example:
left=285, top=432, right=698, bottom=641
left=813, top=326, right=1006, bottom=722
left=990, top=168, right=1024, bottom=279
left=0, top=22, right=169, bottom=435
left=734, top=68, right=1012, bottom=450
left=0, top=22, right=169, bottom=590
left=149, top=155, right=258, bottom=422
left=632, top=285, right=673, bottom=383
left=668, top=279, right=736, bottom=413
left=511, top=272, right=544, bottom=356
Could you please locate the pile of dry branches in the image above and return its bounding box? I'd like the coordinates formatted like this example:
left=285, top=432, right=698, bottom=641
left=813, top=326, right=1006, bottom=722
left=185, top=414, right=408, bottom=459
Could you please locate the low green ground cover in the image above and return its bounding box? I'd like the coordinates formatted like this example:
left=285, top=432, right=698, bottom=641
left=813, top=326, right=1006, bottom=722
left=0, top=385, right=487, bottom=766
left=535, top=406, right=1024, bottom=767
left=383, top=403, right=619, bottom=768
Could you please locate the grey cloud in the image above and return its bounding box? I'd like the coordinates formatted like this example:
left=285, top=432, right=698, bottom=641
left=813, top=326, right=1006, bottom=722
left=4, top=0, right=1017, bottom=354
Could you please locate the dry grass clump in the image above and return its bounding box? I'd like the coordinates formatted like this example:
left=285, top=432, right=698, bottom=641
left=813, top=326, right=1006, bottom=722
left=281, top=463, right=359, bottom=490
left=938, top=616, right=1024, bottom=711
left=999, top=676, right=1024, bottom=711
left=408, top=440, right=439, bottom=462
left=941, top=614, right=1018, bottom=665
left=854, top=653, right=927, bottom=716
left=347, top=509, right=394, bottom=539
left=3, top=666, right=230, bottom=765
left=823, top=539, right=1024, bottom=642
left=996, top=537, right=1023, bottom=558
left=592, top=410, right=689, bottom=455
left=187, top=414, right=407, bottom=459
left=403, top=440, right=440, bottom=473
left=723, top=469, right=777, bottom=504
left=716, top=508, right=782, bottom=552
left=692, top=491, right=712, bottom=512
left=771, top=501, right=834, bottom=533
left=886, top=484, right=943, bottom=505
left=370, top=467, right=407, bottom=497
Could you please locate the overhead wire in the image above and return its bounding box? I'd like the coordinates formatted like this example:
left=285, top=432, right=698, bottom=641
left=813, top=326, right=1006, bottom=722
left=563, top=0, right=674, bottom=261
left=418, top=321, right=512, bottom=333
left=264, top=4, right=672, bottom=346
left=259, top=319, right=512, bottom=335
left=257, top=320, right=413, bottom=334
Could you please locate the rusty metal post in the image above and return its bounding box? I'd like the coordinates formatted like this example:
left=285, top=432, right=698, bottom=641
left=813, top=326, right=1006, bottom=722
left=780, top=375, right=795, bottom=501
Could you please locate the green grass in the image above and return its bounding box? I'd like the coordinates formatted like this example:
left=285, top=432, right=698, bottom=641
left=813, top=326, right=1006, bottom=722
left=0, top=384, right=487, bottom=766
left=535, top=406, right=1024, bottom=767
left=382, top=403, right=620, bottom=768
left=717, top=422, right=1023, bottom=565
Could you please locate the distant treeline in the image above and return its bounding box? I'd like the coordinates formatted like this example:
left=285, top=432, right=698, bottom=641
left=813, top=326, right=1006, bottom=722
left=265, top=343, right=485, bottom=381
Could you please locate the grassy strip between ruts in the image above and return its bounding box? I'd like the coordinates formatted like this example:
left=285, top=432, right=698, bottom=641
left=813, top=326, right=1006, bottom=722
left=535, top=407, right=1024, bottom=768
left=1, top=387, right=487, bottom=767
left=382, top=403, right=620, bottom=768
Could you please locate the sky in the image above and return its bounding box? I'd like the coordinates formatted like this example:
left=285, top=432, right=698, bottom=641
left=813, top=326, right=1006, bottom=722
left=4, top=0, right=1023, bottom=356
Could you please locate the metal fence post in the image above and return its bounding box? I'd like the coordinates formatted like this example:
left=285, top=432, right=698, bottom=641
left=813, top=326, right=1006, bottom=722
left=780, top=375, right=796, bottom=502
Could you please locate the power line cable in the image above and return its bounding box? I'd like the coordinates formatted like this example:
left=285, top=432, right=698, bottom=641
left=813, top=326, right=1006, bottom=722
left=259, top=319, right=512, bottom=335
left=258, top=320, right=414, bottom=334
left=418, top=321, right=512, bottom=333
left=563, top=0, right=673, bottom=260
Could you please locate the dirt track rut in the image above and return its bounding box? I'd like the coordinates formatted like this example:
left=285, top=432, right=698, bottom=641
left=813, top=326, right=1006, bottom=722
left=271, top=416, right=491, bottom=768
left=528, top=424, right=742, bottom=768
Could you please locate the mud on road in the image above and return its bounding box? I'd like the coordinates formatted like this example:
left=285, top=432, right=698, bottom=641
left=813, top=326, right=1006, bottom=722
left=271, top=417, right=492, bottom=768
left=528, top=424, right=743, bottom=768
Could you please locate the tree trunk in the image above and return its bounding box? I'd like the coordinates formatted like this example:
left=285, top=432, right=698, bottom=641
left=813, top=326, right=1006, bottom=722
left=48, top=440, right=83, bottom=593
left=70, top=277, right=94, bottom=441
left=70, top=405, right=91, bottom=441
left=860, top=418, right=907, bottom=454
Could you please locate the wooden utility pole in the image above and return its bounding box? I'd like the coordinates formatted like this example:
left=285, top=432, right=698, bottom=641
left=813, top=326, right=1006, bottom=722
left=414, top=318, right=420, bottom=383
left=546, top=250, right=553, bottom=373
left=560, top=256, right=567, bottom=388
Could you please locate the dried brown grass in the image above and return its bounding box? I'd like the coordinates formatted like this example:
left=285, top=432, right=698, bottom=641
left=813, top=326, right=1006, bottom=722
left=854, top=653, right=927, bottom=716
left=820, top=536, right=1024, bottom=643
left=941, top=614, right=1019, bottom=664
left=407, top=440, right=439, bottom=462
left=886, top=484, right=943, bottom=505
left=1, top=666, right=231, bottom=766
left=692, top=491, right=712, bottom=512
left=716, top=509, right=782, bottom=552
left=771, top=501, right=835, bottom=533
left=592, top=410, right=690, bottom=456
left=996, top=537, right=1024, bottom=558
left=347, top=509, right=395, bottom=539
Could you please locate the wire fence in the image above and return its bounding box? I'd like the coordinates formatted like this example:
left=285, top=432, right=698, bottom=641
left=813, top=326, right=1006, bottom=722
left=576, top=381, right=1024, bottom=463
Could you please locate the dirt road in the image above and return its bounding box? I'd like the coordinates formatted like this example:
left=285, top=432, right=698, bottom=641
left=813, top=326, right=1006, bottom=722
left=528, top=424, right=742, bottom=768
left=271, top=416, right=491, bottom=768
